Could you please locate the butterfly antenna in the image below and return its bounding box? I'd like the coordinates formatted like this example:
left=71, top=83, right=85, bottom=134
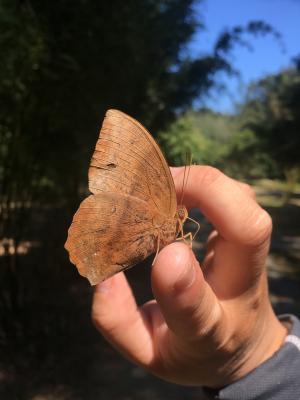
left=179, top=162, right=187, bottom=205
left=180, top=152, right=192, bottom=205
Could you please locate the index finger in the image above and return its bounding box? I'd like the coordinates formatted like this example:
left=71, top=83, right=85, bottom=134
left=171, top=166, right=272, bottom=248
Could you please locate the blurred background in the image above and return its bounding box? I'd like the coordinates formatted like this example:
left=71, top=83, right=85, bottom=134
left=0, top=0, right=299, bottom=398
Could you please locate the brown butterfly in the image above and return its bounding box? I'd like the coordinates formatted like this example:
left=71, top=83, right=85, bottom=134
left=64, top=109, right=192, bottom=285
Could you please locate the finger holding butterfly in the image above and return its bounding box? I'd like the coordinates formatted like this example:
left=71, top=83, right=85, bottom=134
left=170, top=165, right=271, bottom=296
left=149, top=166, right=286, bottom=386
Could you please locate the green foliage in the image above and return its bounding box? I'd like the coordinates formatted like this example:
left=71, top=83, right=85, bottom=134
left=0, top=1, right=208, bottom=211
left=158, top=109, right=233, bottom=166
left=158, top=105, right=280, bottom=179
left=191, top=109, right=234, bottom=142
left=0, top=0, right=286, bottom=253
left=0, top=0, right=279, bottom=221
left=208, top=65, right=300, bottom=180
left=0, top=0, right=204, bottom=239
left=239, top=67, right=300, bottom=173
left=160, top=64, right=300, bottom=181
left=224, top=127, right=279, bottom=179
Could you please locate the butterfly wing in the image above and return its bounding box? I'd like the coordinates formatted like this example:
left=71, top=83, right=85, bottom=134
left=88, top=109, right=177, bottom=217
left=65, top=192, right=175, bottom=285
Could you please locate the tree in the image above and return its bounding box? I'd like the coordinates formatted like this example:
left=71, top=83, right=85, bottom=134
left=158, top=108, right=235, bottom=166
left=0, top=0, right=281, bottom=221
left=0, top=0, right=282, bottom=303
left=238, top=67, right=300, bottom=178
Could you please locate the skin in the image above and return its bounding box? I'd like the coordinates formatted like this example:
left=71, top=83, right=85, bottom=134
left=91, top=166, right=287, bottom=388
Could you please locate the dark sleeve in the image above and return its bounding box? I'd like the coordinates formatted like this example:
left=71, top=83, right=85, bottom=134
left=203, top=315, right=300, bottom=400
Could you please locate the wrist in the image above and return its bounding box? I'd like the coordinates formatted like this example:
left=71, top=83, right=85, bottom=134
left=203, top=315, right=300, bottom=399
left=225, top=305, right=287, bottom=387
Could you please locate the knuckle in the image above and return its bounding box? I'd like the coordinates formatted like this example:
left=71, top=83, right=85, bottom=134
left=91, top=303, right=111, bottom=332
left=257, top=209, right=273, bottom=239
left=245, top=208, right=273, bottom=247
left=91, top=308, right=117, bottom=336
left=180, top=301, right=222, bottom=342
left=195, top=303, right=222, bottom=339
left=248, top=292, right=262, bottom=312
left=242, top=183, right=256, bottom=199
left=198, top=166, right=223, bottom=188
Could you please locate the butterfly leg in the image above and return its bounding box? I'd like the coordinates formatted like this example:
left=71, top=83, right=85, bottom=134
left=176, top=232, right=193, bottom=248
left=152, top=234, right=160, bottom=265
left=186, top=216, right=200, bottom=240
left=176, top=220, right=193, bottom=248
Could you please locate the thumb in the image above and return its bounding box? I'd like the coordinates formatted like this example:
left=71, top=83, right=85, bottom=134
left=152, top=243, right=224, bottom=340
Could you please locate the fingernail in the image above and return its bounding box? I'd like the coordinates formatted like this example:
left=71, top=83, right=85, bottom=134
left=95, top=278, right=112, bottom=293
left=174, top=254, right=196, bottom=293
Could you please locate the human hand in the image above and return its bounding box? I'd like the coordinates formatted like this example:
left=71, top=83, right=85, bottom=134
left=91, top=166, right=286, bottom=387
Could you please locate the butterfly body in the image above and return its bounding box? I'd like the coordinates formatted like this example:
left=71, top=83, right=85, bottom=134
left=65, top=110, right=187, bottom=285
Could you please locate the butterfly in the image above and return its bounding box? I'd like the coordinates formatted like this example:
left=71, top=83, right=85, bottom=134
left=64, top=109, right=193, bottom=285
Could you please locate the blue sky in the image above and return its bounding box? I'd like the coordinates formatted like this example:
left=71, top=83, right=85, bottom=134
left=189, top=0, right=300, bottom=112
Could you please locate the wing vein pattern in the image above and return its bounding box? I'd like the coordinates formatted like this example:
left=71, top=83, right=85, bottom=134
left=88, top=110, right=177, bottom=216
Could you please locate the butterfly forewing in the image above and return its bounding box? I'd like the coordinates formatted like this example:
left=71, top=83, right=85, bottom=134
left=88, top=110, right=177, bottom=216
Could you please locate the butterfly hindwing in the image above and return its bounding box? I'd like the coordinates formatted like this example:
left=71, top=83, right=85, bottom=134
left=65, top=192, right=174, bottom=284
